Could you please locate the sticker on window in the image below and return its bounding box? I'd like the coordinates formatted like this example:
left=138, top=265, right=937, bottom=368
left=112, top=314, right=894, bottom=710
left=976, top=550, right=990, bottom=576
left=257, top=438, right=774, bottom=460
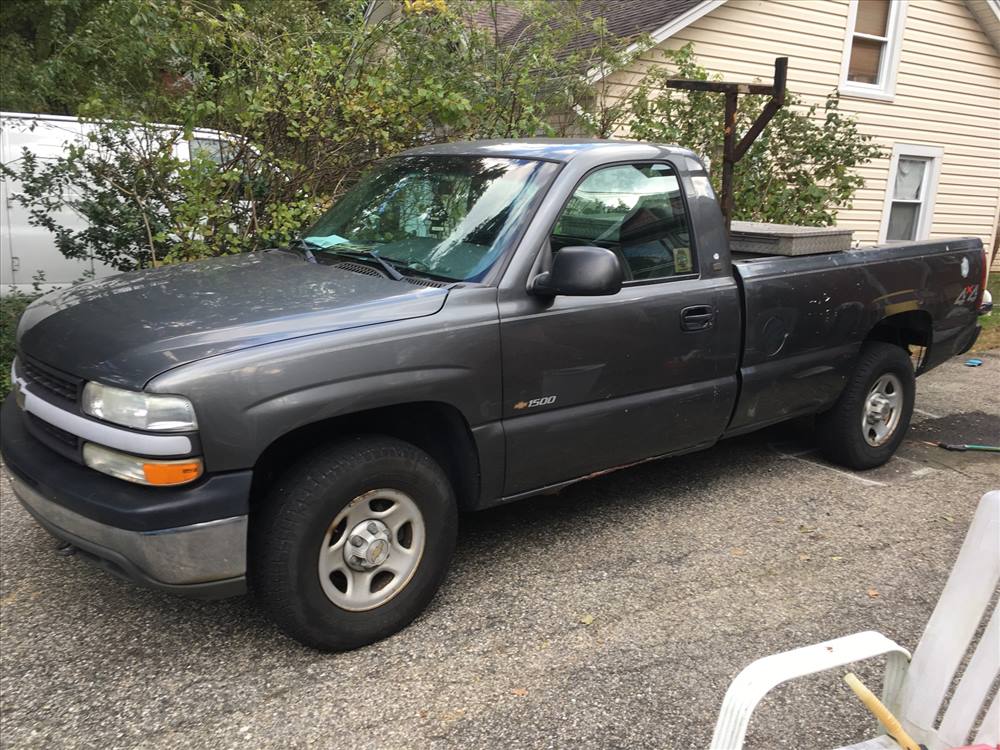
left=674, top=247, right=693, bottom=274
left=303, top=234, right=350, bottom=248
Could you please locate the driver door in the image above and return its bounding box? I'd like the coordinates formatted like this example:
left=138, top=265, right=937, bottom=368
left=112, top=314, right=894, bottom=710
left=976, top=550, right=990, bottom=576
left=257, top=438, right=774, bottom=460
left=498, top=161, right=737, bottom=496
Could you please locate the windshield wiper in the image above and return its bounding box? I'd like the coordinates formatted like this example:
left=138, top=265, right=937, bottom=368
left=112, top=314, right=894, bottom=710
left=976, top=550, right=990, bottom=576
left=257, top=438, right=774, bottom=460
left=328, top=248, right=405, bottom=281
left=287, top=238, right=320, bottom=264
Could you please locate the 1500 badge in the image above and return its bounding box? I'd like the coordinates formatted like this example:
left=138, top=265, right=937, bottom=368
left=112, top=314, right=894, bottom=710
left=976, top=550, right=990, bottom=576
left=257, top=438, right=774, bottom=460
left=513, top=396, right=557, bottom=410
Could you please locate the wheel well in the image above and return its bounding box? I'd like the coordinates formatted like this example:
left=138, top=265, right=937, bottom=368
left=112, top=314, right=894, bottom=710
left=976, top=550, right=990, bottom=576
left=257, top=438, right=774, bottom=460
left=250, top=402, right=481, bottom=511
left=865, top=310, right=932, bottom=368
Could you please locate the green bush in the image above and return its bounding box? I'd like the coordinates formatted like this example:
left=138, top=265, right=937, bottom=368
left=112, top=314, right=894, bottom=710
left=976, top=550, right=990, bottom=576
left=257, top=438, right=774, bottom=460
left=1, top=293, right=35, bottom=399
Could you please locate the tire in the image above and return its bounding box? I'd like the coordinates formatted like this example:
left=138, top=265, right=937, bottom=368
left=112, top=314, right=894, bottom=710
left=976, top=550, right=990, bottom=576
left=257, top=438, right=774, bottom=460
left=816, top=341, right=915, bottom=470
left=250, top=435, right=457, bottom=651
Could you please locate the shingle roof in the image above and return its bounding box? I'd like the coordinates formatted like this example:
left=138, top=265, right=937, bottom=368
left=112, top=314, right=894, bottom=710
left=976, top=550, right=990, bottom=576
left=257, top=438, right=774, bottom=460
left=463, top=4, right=530, bottom=42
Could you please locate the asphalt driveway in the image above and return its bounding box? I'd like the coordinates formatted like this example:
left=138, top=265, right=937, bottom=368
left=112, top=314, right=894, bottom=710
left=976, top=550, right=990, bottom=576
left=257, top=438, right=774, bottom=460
left=2, top=353, right=998, bottom=749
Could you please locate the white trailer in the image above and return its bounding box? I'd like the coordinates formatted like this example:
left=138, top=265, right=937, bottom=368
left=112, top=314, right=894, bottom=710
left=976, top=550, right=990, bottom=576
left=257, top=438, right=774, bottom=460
left=1, top=112, right=230, bottom=295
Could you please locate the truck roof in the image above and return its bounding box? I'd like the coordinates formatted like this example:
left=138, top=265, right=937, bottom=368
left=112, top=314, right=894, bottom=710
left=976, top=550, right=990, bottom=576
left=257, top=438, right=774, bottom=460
left=401, top=138, right=697, bottom=164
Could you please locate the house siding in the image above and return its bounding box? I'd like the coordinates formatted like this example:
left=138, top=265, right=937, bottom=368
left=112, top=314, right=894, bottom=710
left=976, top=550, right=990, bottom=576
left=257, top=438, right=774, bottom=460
left=598, top=0, right=1000, bottom=269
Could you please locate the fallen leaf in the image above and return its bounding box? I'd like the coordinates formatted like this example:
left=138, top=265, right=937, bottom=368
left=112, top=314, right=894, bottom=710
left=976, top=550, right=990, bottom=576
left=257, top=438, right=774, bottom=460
left=799, top=554, right=811, bottom=561
left=579, top=614, right=594, bottom=626
left=798, top=525, right=816, bottom=534
left=830, top=556, right=844, bottom=561
left=867, top=588, right=880, bottom=599
left=940, top=515, right=954, bottom=523
left=774, top=517, right=786, bottom=524
left=730, top=547, right=745, bottom=556
left=511, top=687, right=528, bottom=697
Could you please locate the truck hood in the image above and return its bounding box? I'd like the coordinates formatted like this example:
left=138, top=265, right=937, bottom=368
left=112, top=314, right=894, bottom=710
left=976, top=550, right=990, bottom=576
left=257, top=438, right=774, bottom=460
left=16, top=251, right=448, bottom=389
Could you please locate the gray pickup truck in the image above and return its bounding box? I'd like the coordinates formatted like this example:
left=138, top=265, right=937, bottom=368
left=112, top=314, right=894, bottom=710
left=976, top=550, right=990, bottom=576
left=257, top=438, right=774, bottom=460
left=3, top=139, right=990, bottom=650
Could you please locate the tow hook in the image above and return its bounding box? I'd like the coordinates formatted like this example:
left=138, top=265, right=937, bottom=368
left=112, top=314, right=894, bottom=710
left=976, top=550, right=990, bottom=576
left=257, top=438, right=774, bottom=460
left=55, top=541, right=77, bottom=557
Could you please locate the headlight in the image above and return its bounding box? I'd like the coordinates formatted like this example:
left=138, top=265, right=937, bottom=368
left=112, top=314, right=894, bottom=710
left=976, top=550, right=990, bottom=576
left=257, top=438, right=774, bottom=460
left=83, top=443, right=203, bottom=486
left=82, top=382, right=197, bottom=432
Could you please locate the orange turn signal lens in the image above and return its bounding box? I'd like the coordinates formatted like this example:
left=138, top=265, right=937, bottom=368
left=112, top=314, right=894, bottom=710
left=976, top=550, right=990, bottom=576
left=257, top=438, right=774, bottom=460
left=84, top=443, right=204, bottom=486
left=142, top=459, right=203, bottom=486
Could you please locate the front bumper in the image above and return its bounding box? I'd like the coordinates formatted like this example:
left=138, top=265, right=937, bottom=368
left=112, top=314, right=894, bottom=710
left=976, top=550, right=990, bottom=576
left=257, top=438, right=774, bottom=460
left=2, top=394, right=250, bottom=598
left=10, top=473, right=248, bottom=598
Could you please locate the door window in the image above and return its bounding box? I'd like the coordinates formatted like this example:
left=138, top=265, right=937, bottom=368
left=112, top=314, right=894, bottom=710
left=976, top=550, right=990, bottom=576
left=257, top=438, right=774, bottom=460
left=552, top=163, right=695, bottom=281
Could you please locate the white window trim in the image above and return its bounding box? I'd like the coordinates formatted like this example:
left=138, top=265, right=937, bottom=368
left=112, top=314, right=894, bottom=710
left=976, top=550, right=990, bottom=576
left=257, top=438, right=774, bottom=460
left=879, top=143, right=943, bottom=243
left=839, top=0, right=908, bottom=102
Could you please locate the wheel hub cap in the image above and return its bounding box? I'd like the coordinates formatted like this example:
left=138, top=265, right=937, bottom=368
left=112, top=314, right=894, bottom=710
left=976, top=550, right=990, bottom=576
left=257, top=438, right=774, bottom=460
left=866, top=394, right=891, bottom=423
left=317, top=488, right=426, bottom=612
left=862, top=373, right=903, bottom=447
left=346, top=520, right=391, bottom=570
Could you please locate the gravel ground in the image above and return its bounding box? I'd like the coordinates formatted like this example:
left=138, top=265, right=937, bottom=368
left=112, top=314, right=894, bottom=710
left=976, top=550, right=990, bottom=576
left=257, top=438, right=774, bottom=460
left=1, top=353, right=998, bottom=750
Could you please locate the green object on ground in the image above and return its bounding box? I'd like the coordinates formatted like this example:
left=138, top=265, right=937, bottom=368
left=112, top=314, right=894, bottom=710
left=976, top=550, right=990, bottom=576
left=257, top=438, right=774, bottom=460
left=1, top=294, right=36, bottom=399
left=938, top=442, right=1000, bottom=453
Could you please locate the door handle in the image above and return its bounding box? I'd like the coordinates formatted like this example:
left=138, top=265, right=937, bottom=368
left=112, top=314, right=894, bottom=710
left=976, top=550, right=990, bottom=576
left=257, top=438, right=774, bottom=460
left=681, top=304, right=715, bottom=331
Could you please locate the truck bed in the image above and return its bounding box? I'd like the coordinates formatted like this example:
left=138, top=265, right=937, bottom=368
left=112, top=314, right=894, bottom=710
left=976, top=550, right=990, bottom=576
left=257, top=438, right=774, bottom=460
left=725, top=237, right=984, bottom=436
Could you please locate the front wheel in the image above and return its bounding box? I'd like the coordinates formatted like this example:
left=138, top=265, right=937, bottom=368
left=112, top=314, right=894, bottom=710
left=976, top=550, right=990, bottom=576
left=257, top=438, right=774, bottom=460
left=816, top=342, right=915, bottom=469
left=250, top=436, right=457, bottom=650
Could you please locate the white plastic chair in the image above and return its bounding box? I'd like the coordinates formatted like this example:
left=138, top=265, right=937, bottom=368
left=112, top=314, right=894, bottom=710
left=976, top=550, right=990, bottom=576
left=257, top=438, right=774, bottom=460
left=710, top=490, right=1000, bottom=750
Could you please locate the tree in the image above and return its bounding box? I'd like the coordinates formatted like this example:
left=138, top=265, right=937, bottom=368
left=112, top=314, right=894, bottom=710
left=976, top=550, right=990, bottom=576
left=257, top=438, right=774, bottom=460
left=2, top=6, right=881, bottom=272
left=5, top=121, right=282, bottom=270
left=3, top=0, right=632, bottom=270
left=621, top=44, right=882, bottom=226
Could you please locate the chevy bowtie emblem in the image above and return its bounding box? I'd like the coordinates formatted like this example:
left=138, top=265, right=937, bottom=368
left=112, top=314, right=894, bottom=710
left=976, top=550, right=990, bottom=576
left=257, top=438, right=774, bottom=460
left=513, top=401, right=528, bottom=410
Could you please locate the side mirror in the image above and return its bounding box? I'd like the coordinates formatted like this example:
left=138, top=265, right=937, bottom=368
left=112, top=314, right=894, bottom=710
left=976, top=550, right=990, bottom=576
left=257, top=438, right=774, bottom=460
left=530, top=246, right=623, bottom=297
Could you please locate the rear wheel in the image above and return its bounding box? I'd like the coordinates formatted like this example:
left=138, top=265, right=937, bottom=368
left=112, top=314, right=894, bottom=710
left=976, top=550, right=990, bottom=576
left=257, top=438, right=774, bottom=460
left=250, top=436, right=457, bottom=650
left=816, top=342, right=915, bottom=469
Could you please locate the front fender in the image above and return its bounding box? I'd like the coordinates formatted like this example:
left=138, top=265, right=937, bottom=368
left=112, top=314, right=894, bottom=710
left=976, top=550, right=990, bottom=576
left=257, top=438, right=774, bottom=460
left=146, top=288, right=502, bottom=473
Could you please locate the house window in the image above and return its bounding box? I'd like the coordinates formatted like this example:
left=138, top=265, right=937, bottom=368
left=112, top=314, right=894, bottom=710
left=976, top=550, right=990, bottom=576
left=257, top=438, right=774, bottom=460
left=840, top=0, right=907, bottom=100
left=880, top=144, right=943, bottom=243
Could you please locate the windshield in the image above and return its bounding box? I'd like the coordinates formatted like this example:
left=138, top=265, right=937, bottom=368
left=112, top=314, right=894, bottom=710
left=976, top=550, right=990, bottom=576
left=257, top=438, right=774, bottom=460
left=303, top=155, right=555, bottom=282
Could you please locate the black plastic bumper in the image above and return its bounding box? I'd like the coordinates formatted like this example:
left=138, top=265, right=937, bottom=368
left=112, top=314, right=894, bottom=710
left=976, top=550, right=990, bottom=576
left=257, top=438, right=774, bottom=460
left=1, top=393, right=252, bottom=532
left=15, top=489, right=247, bottom=599
left=2, top=394, right=251, bottom=599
